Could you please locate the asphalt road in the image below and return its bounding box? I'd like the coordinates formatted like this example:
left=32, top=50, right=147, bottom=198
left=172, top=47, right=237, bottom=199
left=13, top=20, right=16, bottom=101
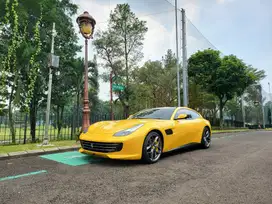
left=0, top=131, right=272, bottom=204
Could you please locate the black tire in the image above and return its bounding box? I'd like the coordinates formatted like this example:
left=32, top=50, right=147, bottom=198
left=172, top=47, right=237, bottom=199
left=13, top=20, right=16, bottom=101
left=141, top=131, right=163, bottom=164
left=201, top=127, right=211, bottom=149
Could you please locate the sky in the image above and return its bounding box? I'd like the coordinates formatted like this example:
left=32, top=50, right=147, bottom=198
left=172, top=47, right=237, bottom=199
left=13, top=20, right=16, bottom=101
left=71, top=0, right=272, bottom=101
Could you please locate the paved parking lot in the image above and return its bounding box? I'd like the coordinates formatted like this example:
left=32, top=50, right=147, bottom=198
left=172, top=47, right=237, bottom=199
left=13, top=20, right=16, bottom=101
left=0, top=131, right=272, bottom=204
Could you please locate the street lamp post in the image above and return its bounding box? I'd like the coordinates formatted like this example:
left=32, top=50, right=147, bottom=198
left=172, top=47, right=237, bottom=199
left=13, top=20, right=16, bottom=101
left=110, top=70, right=114, bottom=120
left=76, top=11, right=96, bottom=133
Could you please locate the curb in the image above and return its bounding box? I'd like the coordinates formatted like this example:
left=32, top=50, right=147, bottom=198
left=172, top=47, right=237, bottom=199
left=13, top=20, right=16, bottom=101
left=0, top=145, right=81, bottom=161
left=212, top=129, right=272, bottom=134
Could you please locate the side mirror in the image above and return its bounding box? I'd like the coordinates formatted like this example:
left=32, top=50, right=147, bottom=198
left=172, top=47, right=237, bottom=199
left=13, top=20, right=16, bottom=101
left=176, top=114, right=188, bottom=120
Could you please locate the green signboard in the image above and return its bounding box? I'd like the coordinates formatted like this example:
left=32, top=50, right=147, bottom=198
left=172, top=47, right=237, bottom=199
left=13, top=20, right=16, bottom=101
left=112, top=84, right=125, bottom=91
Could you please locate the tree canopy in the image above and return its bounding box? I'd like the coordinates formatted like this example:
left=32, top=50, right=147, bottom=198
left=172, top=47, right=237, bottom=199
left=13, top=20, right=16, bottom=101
left=188, top=49, right=265, bottom=127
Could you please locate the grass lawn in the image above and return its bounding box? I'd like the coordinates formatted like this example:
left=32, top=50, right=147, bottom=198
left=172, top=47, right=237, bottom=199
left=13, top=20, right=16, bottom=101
left=0, top=140, right=79, bottom=154
left=212, top=128, right=272, bottom=133
left=0, top=125, right=79, bottom=142
left=212, top=129, right=250, bottom=133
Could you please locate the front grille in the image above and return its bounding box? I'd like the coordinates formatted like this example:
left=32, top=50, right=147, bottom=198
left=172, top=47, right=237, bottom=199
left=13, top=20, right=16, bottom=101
left=80, top=140, right=123, bottom=153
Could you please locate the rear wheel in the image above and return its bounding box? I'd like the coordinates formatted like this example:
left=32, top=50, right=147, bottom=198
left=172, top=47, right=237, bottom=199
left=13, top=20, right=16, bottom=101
left=142, top=131, right=163, bottom=164
left=201, top=127, right=211, bottom=149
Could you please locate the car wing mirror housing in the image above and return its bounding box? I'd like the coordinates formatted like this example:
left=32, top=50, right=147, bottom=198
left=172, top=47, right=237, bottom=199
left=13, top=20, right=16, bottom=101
left=176, top=113, right=188, bottom=120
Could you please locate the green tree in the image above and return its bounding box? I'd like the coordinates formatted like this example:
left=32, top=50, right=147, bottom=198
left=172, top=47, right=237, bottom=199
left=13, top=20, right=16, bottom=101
left=94, top=3, right=148, bottom=117
left=0, top=0, right=40, bottom=143
left=28, top=0, right=79, bottom=142
left=0, top=0, right=80, bottom=142
left=245, top=84, right=266, bottom=124
left=201, top=93, right=219, bottom=123
left=225, top=97, right=242, bottom=123
left=188, top=49, right=264, bottom=128
left=0, top=94, right=7, bottom=116
left=131, top=49, right=177, bottom=111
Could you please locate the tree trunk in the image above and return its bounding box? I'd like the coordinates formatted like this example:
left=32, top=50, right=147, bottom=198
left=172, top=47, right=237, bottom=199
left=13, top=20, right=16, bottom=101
left=256, top=106, right=259, bottom=125
left=8, top=86, right=16, bottom=144
left=71, top=105, right=75, bottom=139
left=57, top=106, right=60, bottom=139
left=23, top=113, right=28, bottom=144
left=61, top=106, right=64, bottom=130
left=56, top=105, right=64, bottom=139
left=124, top=105, right=129, bottom=119
left=30, top=96, right=37, bottom=143
left=219, top=99, right=224, bottom=129
left=124, top=30, right=130, bottom=118
left=76, top=90, right=80, bottom=132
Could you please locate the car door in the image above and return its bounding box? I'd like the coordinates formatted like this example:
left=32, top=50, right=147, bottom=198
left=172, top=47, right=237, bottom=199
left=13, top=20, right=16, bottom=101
left=169, top=108, right=194, bottom=149
left=171, top=108, right=203, bottom=148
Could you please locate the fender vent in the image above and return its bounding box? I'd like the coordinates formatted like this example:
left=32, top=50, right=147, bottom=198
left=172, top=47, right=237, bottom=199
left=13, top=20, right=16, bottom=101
left=165, top=129, right=173, bottom=135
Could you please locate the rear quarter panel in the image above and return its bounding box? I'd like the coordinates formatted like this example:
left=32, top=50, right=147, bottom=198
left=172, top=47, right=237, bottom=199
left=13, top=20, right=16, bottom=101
left=192, top=118, right=211, bottom=143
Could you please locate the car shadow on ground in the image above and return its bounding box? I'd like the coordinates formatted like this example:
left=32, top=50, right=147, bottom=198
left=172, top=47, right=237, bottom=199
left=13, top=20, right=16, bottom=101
left=87, top=143, right=203, bottom=167
left=161, top=143, right=203, bottom=160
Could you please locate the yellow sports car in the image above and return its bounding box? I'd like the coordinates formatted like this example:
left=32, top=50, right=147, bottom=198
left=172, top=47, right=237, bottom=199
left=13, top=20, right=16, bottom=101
left=79, top=107, right=212, bottom=164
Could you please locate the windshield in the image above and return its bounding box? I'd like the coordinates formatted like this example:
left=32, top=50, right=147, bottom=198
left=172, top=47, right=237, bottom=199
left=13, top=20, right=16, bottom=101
left=131, top=107, right=176, bottom=120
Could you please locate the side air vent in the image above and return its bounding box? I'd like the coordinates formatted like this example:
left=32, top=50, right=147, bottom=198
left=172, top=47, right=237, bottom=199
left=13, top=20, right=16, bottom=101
left=165, top=129, right=173, bottom=135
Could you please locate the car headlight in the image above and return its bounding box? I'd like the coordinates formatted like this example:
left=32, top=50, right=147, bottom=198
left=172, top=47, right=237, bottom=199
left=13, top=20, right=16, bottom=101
left=113, top=124, right=144, bottom=136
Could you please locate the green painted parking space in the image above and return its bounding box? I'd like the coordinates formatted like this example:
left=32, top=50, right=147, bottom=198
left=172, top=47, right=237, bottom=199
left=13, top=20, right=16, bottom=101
left=40, top=151, right=103, bottom=166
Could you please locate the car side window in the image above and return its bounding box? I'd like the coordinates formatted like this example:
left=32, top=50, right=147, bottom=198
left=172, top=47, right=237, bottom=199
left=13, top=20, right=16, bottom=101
left=174, top=109, right=192, bottom=119
left=189, top=110, right=201, bottom=119
left=174, top=109, right=200, bottom=120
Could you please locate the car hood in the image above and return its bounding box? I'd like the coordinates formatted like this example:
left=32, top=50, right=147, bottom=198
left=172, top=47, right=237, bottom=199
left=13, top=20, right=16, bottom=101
left=87, top=119, right=155, bottom=135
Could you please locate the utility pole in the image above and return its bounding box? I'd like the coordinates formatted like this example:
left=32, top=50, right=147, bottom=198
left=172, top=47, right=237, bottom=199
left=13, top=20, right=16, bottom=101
left=43, top=22, right=57, bottom=145
left=181, top=8, right=188, bottom=106
left=175, top=0, right=181, bottom=107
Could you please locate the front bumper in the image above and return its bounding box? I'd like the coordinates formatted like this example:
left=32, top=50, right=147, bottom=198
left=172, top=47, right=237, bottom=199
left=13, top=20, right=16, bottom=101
left=78, top=136, right=143, bottom=160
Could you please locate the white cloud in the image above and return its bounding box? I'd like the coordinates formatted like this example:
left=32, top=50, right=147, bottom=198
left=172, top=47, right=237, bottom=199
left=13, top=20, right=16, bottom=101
left=216, top=0, right=225, bottom=4
left=215, top=0, right=235, bottom=4
left=182, top=2, right=200, bottom=22
left=141, top=16, right=176, bottom=64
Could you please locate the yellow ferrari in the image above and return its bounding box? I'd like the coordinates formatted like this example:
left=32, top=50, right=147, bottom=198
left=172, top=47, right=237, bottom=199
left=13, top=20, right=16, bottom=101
left=79, top=107, right=212, bottom=164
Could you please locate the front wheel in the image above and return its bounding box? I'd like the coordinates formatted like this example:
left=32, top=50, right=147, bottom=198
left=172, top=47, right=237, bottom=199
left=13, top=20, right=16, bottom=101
left=141, top=132, right=163, bottom=164
left=201, top=127, right=211, bottom=149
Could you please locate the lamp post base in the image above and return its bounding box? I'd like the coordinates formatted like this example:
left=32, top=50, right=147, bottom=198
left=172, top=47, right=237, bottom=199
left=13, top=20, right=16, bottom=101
left=82, top=106, right=90, bottom=133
